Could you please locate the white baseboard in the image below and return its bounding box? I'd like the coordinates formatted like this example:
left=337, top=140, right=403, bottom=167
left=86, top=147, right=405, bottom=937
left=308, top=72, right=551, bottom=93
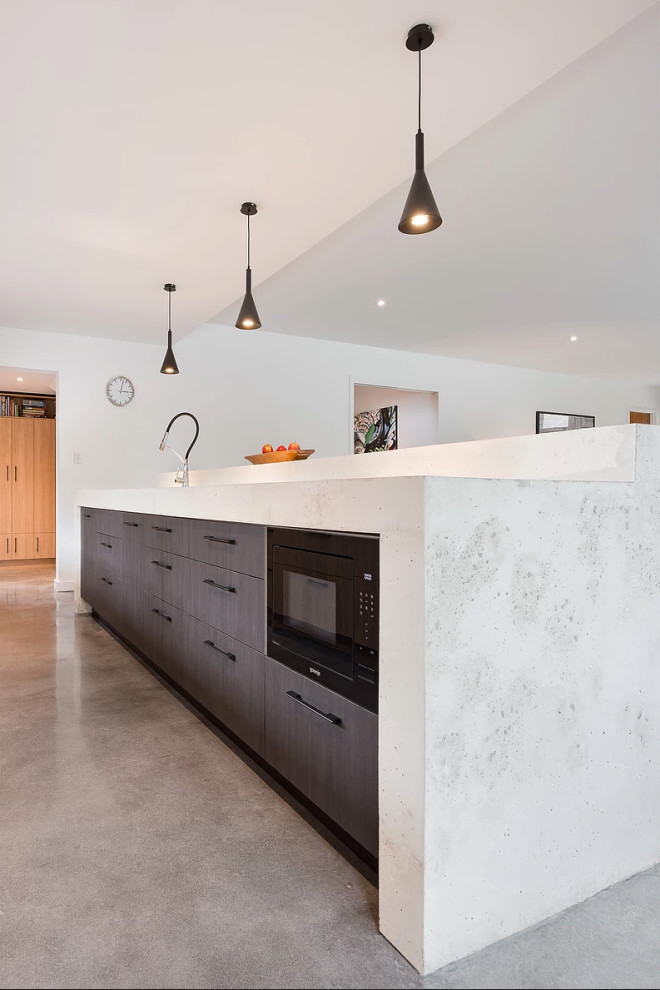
left=54, top=579, right=74, bottom=593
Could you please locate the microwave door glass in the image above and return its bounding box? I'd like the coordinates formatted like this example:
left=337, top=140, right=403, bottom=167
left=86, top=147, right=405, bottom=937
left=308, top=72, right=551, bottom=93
left=273, top=563, right=354, bottom=679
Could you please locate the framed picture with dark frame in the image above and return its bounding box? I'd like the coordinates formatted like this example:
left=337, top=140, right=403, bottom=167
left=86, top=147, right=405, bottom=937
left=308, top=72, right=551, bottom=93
left=536, top=411, right=596, bottom=434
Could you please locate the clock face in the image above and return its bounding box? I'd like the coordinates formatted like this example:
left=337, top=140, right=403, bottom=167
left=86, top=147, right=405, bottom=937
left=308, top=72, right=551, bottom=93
left=106, top=376, right=135, bottom=407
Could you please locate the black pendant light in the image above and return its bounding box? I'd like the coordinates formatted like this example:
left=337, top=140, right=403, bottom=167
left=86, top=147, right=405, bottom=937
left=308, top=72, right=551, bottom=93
left=160, top=283, right=179, bottom=375
left=236, top=202, right=261, bottom=330
left=398, top=24, right=442, bottom=235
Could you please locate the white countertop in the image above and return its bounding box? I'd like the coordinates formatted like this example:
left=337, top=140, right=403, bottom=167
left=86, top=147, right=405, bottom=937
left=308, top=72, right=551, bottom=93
left=157, top=424, right=637, bottom=488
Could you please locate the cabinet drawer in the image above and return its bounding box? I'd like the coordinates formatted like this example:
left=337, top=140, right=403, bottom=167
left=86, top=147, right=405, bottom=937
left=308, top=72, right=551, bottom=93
left=264, top=658, right=378, bottom=857
left=143, top=515, right=190, bottom=556
left=187, top=616, right=265, bottom=755
left=188, top=558, right=265, bottom=651
left=95, top=568, right=122, bottom=628
left=121, top=512, right=146, bottom=541
left=140, top=547, right=190, bottom=611
left=140, top=594, right=189, bottom=684
left=96, top=509, right=125, bottom=539
left=94, top=532, right=123, bottom=578
left=188, top=519, right=265, bottom=577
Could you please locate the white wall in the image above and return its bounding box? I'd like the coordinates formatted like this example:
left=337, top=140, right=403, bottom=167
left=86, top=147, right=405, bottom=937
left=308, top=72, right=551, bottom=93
left=354, top=385, right=439, bottom=450
left=1, top=320, right=658, bottom=586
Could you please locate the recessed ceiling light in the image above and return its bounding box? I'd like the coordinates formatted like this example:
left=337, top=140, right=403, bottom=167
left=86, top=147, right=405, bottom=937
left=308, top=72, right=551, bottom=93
left=377, top=299, right=386, bottom=307
left=570, top=336, right=578, bottom=342
left=16, top=377, right=23, bottom=381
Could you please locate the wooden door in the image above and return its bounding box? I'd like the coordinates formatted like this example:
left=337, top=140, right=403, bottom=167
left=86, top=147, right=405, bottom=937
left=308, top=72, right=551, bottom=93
left=11, top=419, right=34, bottom=535
left=0, top=420, right=10, bottom=535
left=34, top=533, right=56, bottom=558
left=0, top=534, right=10, bottom=560
left=12, top=534, right=34, bottom=559
left=630, top=411, right=652, bottom=424
left=33, top=420, right=55, bottom=533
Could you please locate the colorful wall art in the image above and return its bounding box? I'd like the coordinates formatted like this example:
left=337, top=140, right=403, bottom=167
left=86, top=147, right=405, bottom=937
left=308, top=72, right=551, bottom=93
left=354, top=405, right=398, bottom=454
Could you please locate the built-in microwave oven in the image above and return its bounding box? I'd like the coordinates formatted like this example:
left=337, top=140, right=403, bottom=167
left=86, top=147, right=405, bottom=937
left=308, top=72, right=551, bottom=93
left=267, top=527, right=379, bottom=713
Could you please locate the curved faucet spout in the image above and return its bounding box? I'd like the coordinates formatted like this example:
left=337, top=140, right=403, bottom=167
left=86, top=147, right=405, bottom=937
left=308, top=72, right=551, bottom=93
left=158, top=412, right=200, bottom=487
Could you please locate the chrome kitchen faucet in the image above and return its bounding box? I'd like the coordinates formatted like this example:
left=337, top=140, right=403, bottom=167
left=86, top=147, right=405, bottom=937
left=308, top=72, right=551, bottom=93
left=158, top=412, right=200, bottom=487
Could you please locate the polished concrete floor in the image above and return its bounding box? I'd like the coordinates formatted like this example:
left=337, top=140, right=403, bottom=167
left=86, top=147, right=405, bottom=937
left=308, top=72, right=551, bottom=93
left=1, top=562, right=659, bottom=990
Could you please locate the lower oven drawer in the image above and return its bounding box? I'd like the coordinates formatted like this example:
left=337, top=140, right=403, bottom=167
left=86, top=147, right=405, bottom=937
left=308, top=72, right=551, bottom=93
left=263, top=656, right=378, bottom=857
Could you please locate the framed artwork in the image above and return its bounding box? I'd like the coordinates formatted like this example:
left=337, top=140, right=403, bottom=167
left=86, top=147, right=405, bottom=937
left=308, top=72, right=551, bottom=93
left=536, top=411, right=595, bottom=434
left=354, top=405, right=398, bottom=454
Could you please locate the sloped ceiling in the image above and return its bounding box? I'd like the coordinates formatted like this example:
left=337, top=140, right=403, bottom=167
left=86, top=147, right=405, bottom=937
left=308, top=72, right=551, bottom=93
left=0, top=0, right=655, bottom=375
left=212, top=8, right=659, bottom=381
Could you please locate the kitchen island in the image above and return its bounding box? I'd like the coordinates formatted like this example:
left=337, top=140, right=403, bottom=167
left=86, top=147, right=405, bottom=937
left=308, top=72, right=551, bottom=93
left=76, top=425, right=660, bottom=975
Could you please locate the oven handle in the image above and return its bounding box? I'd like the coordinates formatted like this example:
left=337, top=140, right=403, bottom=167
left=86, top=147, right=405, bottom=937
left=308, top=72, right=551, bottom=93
left=307, top=578, right=329, bottom=587
left=286, top=690, right=342, bottom=725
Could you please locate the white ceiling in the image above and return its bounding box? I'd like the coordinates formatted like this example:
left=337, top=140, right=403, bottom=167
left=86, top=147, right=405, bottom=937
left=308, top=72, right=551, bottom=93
left=0, top=0, right=655, bottom=362
left=213, top=7, right=660, bottom=382
left=0, top=367, right=56, bottom=394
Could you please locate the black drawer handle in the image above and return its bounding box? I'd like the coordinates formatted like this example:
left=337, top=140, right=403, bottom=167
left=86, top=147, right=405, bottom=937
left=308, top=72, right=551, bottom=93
left=202, top=578, right=236, bottom=594
left=203, top=535, right=236, bottom=545
left=100, top=542, right=113, bottom=548
left=83, top=513, right=91, bottom=518
left=151, top=608, right=172, bottom=622
left=100, top=577, right=113, bottom=586
left=151, top=560, right=172, bottom=570
left=203, top=640, right=236, bottom=661
left=152, top=526, right=173, bottom=533
left=286, top=690, right=341, bottom=725
left=123, top=521, right=139, bottom=527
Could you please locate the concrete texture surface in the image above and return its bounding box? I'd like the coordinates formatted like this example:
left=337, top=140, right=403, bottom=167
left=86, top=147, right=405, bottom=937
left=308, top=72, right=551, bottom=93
left=1, top=561, right=659, bottom=990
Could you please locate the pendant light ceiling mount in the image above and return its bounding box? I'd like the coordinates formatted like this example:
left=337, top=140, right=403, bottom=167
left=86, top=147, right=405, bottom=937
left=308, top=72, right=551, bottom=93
left=236, top=201, right=261, bottom=330
left=398, top=22, right=442, bottom=235
left=405, top=23, right=434, bottom=51
left=160, top=282, right=179, bottom=375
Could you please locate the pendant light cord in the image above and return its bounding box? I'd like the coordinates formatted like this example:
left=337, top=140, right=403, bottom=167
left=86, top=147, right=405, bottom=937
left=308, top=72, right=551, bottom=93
left=247, top=212, right=251, bottom=270
left=168, top=287, right=172, bottom=333
left=418, top=48, right=422, bottom=132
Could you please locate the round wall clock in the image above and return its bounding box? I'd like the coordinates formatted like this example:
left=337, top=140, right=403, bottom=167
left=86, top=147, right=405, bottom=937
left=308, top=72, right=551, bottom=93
left=106, top=375, right=135, bottom=407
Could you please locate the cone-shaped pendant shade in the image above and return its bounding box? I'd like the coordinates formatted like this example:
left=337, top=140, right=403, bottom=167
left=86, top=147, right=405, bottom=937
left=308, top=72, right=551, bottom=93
left=160, top=330, right=179, bottom=374
left=398, top=131, right=442, bottom=234
left=235, top=268, right=261, bottom=330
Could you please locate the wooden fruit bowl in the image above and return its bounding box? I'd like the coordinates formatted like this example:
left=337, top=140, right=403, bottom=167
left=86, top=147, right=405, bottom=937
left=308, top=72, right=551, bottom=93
left=245, top=448, right=315, bottom=465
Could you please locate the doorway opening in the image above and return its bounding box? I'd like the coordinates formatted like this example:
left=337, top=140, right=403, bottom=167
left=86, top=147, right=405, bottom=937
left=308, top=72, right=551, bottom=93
left=353, top=384, right=439, bottom=453
left=0, top=367, right=56, bottom=567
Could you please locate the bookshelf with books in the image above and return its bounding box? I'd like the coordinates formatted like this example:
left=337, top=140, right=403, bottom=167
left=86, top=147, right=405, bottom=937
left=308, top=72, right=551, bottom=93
left=0, top=392, right=56, bottom=419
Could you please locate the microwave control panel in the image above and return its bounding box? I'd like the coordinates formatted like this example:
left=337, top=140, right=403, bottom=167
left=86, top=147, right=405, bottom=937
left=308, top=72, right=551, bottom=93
left=355, top=574, right=379, bottom=651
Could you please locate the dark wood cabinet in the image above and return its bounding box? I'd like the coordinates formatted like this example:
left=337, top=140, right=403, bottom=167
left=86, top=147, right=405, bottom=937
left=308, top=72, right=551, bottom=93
left=121, top=513, right=146, bottom=652
left=187, top=616, right=265, bottom=755
left=140, top=546, right=191, bottom=612
left=93, top=532, right=123, bottom=578
left=264, top=656, right=378, bottom=857
left=188, top=559, right=265, bottom=652
left=80, top=508, right=98, bottom=606
left=143, top=515, right=190, bottom=557
left=80, top=506, right=376, bottom=862
left=140, top=594, right=189, bottom=684
left=188, top=518, right=265, bottom=577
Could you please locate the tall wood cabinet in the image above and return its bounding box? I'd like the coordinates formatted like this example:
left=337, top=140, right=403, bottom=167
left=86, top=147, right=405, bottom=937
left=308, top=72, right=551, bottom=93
left=0, top=419, right=55, bottom=560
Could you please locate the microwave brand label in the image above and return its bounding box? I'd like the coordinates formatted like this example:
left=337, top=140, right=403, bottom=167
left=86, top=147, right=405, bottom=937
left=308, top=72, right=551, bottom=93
left=363, top=573, right=373, bottom=581
left=309, top=667, right=321, bottom=677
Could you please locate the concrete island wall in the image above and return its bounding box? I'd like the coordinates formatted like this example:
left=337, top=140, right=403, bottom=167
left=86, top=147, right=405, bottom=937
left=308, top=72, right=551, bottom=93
left=420, top=426, right=660, bottom=972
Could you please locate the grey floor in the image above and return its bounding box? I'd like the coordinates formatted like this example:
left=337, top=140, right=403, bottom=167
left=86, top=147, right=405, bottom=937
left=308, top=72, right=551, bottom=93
left=1, top=563, right=658, bottom=990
